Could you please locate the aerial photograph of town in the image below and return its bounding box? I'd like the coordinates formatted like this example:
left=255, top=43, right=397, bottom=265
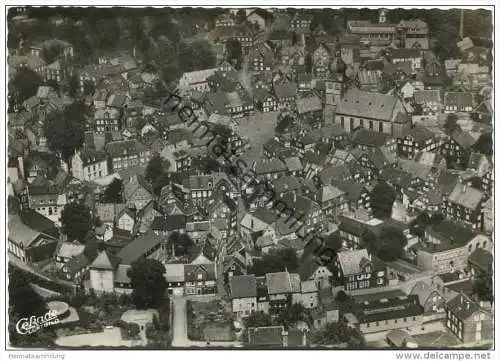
left=4, top=5, right=494, bottom=353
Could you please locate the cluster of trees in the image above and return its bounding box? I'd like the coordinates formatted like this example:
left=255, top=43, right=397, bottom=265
left=364, top=227, right=407, bottom=262
left=128, top=258, right=168, bottom=310
left=370, top=181, right=397, bottom=219
left=248, top=248, right=299, bottom=276
left=8, top=265, right=57, bottom=347
left=145, top=153, right=171, bottom=196
left=103, top=178, right=124, bottom=203
left=60, top=202, right=93, bottom=241
left=311, top=320, right=365, bottom=347
left=43, top=101, right=88, bottom=170
left=168, top=231, right=197, bottom=258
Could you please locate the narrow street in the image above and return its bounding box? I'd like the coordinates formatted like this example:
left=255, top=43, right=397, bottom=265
left=171, top=296, right=241, bottom=348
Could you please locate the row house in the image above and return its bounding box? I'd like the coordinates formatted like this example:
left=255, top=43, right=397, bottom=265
left=248, top=43, right=274, bottom=72
left=332, top=180, right=371, bottom=212
left=398, top=19, right=429, bottom=50
left=295, top=96, right=323, bottom=128
left=105, top=139, right=151, bottom=172
left=289, top=13, right=312, bottom=33
left=27, top=184, right=67, bottom=226
left=417, top=220, right=491, bottom=273
left=334, top=88, right=410, bottom=136
left=347, top=20, right=399, bottom=47
left=348, top=291, right=423, bottom=334
left=178, top=68, right=217, bottom=95
left=445, top=294, right=493, bottom=344
left=387, top=48, right=422, bottom=72
left=71, top=149, right=109, bottom=181
left=184, top=264, right=217, bottom=295
left=443, top=183, right=484, bottom=230
left=254, top=88, right=277, bottom=112
left=441, top=129, right=476, bottom=167
left=273, top=82, right=297, bottom=110
left=230, top=274, right=258, bottom=319
left=413, top=89, right=442, bottom=114
left=123, top=174, right=155, bottom=211
left=267, top=30, right=294, bottom=48
left=253, top=158, right=287, bottom=181
left=312, top=184, right=348, bottom=221
left=8, top=215, right=58, bottom=264
left=215, top=13, right=236, bottom=28
left=335, top=249, right=387, bottom=291
left=397, top=125, right=443, bottom=159
left=279, top=191, right=324, bottom=235
left=177, top=174, right=215, bottom=207
left=443, top=92, right=475, bottom=113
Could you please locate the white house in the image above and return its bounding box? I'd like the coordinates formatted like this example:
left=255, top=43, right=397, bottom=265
left=71, top=150, right=109, bottom=181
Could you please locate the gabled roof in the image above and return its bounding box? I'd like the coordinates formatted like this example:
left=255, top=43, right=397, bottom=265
left=468, top=248, right=492, bottom=272
left=447, top=293, right=488, bottom=321
left=336, top=88, right=402, bottom=122
left=352, top=128, right=391, bottom=148
left=451, top=129, right=476, bottom=149
left=296, top=96, right=322, bottom=114
left=444, top=92, right=474, bottom=107
left=89, top=250, right=120, bottom=270
left=337, top=249, right=371, bottom=276
left=274, top=82, right=297, bottom=99
left=448, top=183, right=483, bottom=210
left=266, top=272, right=293, bottom=294
left=230, top=274, right=257, bottom=299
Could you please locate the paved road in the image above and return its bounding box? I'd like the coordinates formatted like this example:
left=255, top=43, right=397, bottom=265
left=171, top=296, right=241, bottom=348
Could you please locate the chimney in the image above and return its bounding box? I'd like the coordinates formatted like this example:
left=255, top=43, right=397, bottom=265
left=251, top=218, right=254, bottom=229
left=293, top=191, right=297, bottom=203
left=462, top=184, right=467, bottom=193
left=282, top=329, right=288, bottom=348
left=302, top=330, right=307, bottom=347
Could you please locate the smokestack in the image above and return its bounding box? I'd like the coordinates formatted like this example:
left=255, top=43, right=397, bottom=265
left=459, top=9, right=465, bottom=40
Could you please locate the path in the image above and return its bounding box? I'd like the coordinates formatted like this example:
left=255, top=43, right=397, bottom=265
left=121, top=309, right=159, bottom=343
left=55, top=327, right=143, bottom=348
left=171, top=296, right=241, bottom=348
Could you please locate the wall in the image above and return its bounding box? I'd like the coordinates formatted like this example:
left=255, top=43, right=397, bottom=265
left=90, top=269, right=114, bottom=293
left=359, top=314, right=423, bottom=334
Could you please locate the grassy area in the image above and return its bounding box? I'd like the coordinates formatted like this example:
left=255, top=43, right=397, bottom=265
left=186, top=299, right=235, bottom=342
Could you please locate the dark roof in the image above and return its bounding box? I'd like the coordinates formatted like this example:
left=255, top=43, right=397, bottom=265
left=20, top=209, right=59, bottom=239
left=379, top=167, right=412, bottom=188
left=332, top=180, right=365, bottom=202
left=468, top=248, right=492, bottom=272
left=336, top=88, right=402, bottom=122
left=422, top=220, right=477, bottom=253
left=230, top=274, right=257, bottom=299
left=403, top=126, right=435, bottom=142
left=117, top=229, right=163, bottom=265
left=165, top=214, right=187, bottom=231
left=447, top=293, right=486, bottom=321
left=184, top=264, right=216, bottom=281
left=451, top=130, right=476, bottom=149
left=274, top=82, right=297, bottom=99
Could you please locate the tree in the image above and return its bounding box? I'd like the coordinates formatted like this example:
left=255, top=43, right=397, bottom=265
left=444, top=113, right=460, bottom=134
left=249, top=248, right=299, bottom=276
left=370, top=182, right=397, bottom=219
left=275, top=114, right=294, bottom=133
left=83, top=80, right=95, bottom=96
left=68, top=75, right=79, bottom=97
left=145, top=153, right=171, bottom=196
left=103, top=178, right=124, bottom=203
left=245, top=311, right=273, bottom=328
left=128, top=258, right=168, bottom=309
left=11, top=67, right=43, bottom=104
left=40, top=44, right=63, bottom=64
left=311, top=321, right=365, bottom=347
left=367, top=227, right=407, bottom=262
left=235, top=9, right=247, bottom=24
left=168, top=231, right=196, bottom=257
left=226, top=39, right=243, bottom=70
left=60, top=202, right=93, bottom=242
left=473, top=268, right=493, bottom=303
left=472, top=132, right=493, bottom=156
left=145, top=153, right=170, bottom=183
left=44, top=101, right=86, bottom=170
left=277, top=303, right=308, bottom=328
left=8, top=266, right=47, bottom=319
left=178, top=40, right=216, bottom=73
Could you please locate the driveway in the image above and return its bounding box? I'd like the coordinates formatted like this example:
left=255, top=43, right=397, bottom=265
left=171, top=296, right=241, bottom=348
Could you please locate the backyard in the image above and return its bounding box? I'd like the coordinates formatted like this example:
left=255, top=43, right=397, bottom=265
left=186, top=299, right=235, bottom=342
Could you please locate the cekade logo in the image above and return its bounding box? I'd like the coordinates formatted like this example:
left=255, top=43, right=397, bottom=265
left=15, top=310, right=60, bottom=335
